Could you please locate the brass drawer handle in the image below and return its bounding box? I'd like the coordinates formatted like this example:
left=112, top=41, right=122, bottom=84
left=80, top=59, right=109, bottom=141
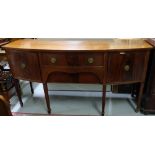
left=88, top=57, right=94, bottom=64
left=120, top=52, right=126, bottom=55
left=21, top=63, right=26, bottom=69
left=3, top=56, right=7, bottom=61
left=124, top=65, right=130, bottom=71
left=51, top=57, right=57, bottom=64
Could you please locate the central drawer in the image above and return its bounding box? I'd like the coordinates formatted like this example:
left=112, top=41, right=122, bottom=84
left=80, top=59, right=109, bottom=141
left=39, top=52, right=104, bottom=66
left=39, top=52, right=105, bottom=83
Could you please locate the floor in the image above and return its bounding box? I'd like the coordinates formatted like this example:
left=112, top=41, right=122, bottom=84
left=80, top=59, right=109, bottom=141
left=10, top=81, right=143, bottom=116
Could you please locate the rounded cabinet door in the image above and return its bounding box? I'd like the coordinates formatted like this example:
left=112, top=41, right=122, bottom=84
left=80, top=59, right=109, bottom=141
left=107, top=51, right=146, bottom=83
left=7, top=50, right=42, bottom=82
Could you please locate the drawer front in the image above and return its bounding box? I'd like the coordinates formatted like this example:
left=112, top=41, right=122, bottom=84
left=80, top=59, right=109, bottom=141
left=107, top=51, right=147, bottom=83
left=78, top=53, right=104, bottom=66
left=39, top=52, right=104, bottom=66
left=7, top=51, right=41, bottom=82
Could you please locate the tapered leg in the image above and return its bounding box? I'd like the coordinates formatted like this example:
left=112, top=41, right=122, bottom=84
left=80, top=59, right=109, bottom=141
left=14, top=79, right=23, bottom=107
left=136, top=83, right=144, bottom=112
left=29, top=82, right=34, bottom=94
left=131, top=84, right=135, bottom=98
left=18, top=81, right=22, bottom=95
left=43, top=83, right=51, bottom=114
left=102, top=84, right=106, bottom=116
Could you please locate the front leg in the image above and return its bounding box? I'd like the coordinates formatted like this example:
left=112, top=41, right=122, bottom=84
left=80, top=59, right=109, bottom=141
left=14, top=79, right=23, bottom=107
left=136, top=83, right=144, bottom=112
left=102, top=85, right=106, bottom=116
left=43, top=83, right=51, bottom=114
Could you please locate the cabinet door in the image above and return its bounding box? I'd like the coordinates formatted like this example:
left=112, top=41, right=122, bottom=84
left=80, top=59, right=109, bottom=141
left=7, top=51, right=41, bottom=82
left=107, top=51, right=147, bottom=83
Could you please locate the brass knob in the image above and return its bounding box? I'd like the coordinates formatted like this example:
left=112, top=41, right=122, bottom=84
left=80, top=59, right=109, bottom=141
left=88, top=57, right=94, bottom=64
left=124, top=65, right=130, bottom=71
left=120, top=52, right=126, bottom=55
left=51, top=57, right=57, bottom=64
left=3, top=56, right=7, bottom=61
left=21, top=63, right=26, bottom=69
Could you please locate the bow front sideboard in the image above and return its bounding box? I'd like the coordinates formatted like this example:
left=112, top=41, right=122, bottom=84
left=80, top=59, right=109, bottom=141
left=2, top=39, right=153, bottom=115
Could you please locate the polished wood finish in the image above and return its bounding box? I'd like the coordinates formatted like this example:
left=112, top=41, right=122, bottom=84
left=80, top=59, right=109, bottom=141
left=43, top=83, right=51, bottom=114
left=2, top=39, right=153, bottom=115
left=3, top=39, right=152, bottom=51
left=107, top=51, right=149, bottom=83
left=14, top=79, right=23, bottom=107
left=41, top=66, right=104, bottom=83
left=39, top=52, right=105, bottom=66
left=102, top=85, right=106, bottom=116
left=6, top=51, right=41, bottom=82
left=0, top=50, right=34, bottom=106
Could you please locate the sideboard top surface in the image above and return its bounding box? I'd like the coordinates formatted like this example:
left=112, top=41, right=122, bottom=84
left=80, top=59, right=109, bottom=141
left=2, top=39, right=153, bottom=52
left=146, top=39, right=155, bottom=47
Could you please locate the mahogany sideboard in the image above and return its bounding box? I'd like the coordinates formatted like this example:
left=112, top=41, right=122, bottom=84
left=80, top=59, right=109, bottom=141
left=2, top=39, right=153, bottom=115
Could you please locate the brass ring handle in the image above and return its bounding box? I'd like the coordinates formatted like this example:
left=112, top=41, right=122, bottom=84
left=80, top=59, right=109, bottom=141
left=21, top=63, right=26, bottom=69
left=124, top=65, right=130, bottom=71
left=88, top=57, right=94, bottom=64
left=51, top=57, right=57, bottom=64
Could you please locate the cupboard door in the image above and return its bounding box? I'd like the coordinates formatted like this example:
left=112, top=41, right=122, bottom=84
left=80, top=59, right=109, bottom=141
left=107, top=51, right=147, bottom=83
left=7, top=51, right=41, bottom=82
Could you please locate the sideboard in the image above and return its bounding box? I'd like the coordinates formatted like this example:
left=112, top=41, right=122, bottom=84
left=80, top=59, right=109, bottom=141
left=2, top=39, right=153, bottom=115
